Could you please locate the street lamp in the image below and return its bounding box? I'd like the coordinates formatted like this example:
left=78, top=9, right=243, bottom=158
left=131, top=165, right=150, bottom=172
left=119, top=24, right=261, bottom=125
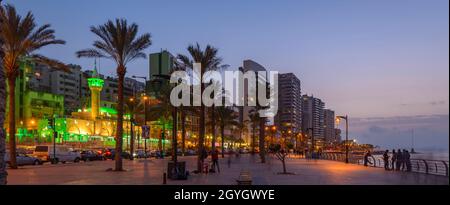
left=132, top=75, right=149, bottom=158
left=336, top=115, right=349, bottom=163
left=142, top=95, right=149, bottom=159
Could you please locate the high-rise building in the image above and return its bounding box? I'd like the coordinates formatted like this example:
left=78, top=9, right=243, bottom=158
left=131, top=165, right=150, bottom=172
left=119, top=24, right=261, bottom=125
left=323, top=109, right=336, bottom=144
left=275, top=73, right=302, bottom=134
left=239, top=60, right=267, bottom=144
left=149, top=50, right=175, bottom=80
left=29, top=64, right=85, bottom=114
left=301, top=95, right=325, bottom=146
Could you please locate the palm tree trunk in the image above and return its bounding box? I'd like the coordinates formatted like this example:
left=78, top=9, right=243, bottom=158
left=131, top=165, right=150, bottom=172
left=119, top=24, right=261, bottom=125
left=197, top=84, right=205, bottom=172
left=0, top=53, right=8, bottom=184
left=181, top=108, right=186, bottom=156
left=114, top=70, right=125, bottom=171
left=211, top=105, right=216, bottom=152
left=129, top=116, right=135, bottom=160
left=7, top=77, right=17, bottom=169
left=172, top=106, right=177, bottom=163
left=221, top=124, right=225, bottom=158
left=251, top=125, right=256, bottom=155
left=259, top=117, right=266, bottom=163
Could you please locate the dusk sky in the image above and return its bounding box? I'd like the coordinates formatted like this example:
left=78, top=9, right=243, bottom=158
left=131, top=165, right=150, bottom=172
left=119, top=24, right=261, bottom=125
left=6, top=0, right=449, bottom=150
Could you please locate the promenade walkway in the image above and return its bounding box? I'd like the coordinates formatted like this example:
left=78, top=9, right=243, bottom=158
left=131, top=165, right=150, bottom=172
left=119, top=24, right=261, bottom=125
left=7, top=155, right=449, bottom=185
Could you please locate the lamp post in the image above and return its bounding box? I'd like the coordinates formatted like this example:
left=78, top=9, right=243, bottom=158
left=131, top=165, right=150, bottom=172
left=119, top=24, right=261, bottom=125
left=336, top=115, right=349, bottom=163
left=151, top=74, right=173, bottom=161
left=142, top=95, right=148, bottom=159
left=127, top=97, right=135, bottom=159
left=132, top=75, right=148, bottom=158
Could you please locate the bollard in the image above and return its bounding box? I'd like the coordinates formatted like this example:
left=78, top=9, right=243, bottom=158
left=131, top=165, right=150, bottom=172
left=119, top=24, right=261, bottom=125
left=163, top=172, right=167, bottom=184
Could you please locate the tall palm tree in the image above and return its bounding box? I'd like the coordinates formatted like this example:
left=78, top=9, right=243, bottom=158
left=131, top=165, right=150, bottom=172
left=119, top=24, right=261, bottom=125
left=216, top=106, right=238, bottom=158
left=0, top=0, right=7, bottom=185
left=76, top=19, right=151, bottom=171
left=1, top=4, right=67, bottom=169
left=177, top=43, right=223, bottom=172
left=248, top=109, right=260, bottom=155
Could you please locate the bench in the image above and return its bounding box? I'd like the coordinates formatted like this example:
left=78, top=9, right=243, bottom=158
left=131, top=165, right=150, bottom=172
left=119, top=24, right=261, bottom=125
left=236, top=171, right=252, bottom=185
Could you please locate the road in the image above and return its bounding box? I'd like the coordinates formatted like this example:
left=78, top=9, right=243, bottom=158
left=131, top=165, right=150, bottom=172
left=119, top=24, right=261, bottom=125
left=6, top=155, right=449, bottom=185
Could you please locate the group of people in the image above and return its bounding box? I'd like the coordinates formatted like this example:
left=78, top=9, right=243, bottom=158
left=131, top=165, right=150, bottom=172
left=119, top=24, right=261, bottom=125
left=382, top=149, right=412, bottom=172
left=200, top=148, right=221, bottom=174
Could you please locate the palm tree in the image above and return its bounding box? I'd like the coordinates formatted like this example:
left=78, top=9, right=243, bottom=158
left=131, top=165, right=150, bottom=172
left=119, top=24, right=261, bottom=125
left=0, top=0, right=7, bottom=185
left=216, top=106, right=238, bottom=158
left=248, top=109, right=260, bottom=155
left=177, top=43, right=223, bottom=172
left=259, top=113, right=267, bottom=163
left=1, top=4, right=67, bottom=169
left=76, top=19, right=151, bottom=171
left=237, top=117, right=249, bottom=145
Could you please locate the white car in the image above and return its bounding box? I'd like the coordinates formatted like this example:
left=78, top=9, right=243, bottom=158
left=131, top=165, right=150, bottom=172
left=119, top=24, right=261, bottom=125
left=33, top=145, right=81, bottom=164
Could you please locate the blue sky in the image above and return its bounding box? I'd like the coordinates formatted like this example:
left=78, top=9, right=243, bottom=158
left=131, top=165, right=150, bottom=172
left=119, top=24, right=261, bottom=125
left=4, top=0, right=449, bottom=149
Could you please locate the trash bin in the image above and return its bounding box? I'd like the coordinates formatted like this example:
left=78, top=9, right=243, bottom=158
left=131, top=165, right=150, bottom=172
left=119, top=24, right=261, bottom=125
left=167, top=161, right=186, bottom=180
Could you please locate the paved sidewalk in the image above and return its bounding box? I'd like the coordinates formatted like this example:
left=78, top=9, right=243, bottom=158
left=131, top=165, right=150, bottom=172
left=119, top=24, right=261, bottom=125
left=6, top=155, right=449, bottom=185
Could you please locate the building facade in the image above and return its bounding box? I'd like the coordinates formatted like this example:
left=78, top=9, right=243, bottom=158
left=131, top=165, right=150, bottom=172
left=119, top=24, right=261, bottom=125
left=239, top=60, right=267, bottom=144
left=301, top=95, right=325, bottom=148
left=323, top=109, right=336, bottom=145
left=275, top=73, right=302, bottom=134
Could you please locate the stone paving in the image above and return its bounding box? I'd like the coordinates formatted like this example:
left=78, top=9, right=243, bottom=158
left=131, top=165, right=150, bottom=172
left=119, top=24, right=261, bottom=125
left=6, top=155, right=449, bottom=185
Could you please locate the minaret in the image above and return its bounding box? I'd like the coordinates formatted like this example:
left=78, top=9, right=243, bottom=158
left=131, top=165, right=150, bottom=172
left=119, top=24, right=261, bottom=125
left=87, top=61, right=104, bottom=120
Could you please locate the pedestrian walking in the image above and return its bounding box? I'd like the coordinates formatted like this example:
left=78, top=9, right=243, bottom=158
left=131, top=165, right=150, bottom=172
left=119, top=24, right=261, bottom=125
left=200, top=148, right=208, bottom=173
left=211, top=149, right=220, bottom=173
left=391, top=149, right=397, bottom=171
left=404, top=150, right=412, bottom=172
left=396, top=149, right=402, bottom=171
left=383, top=150, right=390, bottom=170
left=363, top=151, right=373, bottom=166
left=401, top=149, right=407, bottom=171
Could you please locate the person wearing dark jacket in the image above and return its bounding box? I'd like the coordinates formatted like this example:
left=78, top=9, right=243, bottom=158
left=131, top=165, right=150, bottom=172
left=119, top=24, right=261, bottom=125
left=383, top=150, right=390, bottom=170
left=391, top=149, right=397, bottom=171
left=363, top=151, right=373, bottom=166
left=211, top=149, right=220, bottom=173
left=404, top=150, right=412, bottom=172
left=396, top=149, right=402, bottom=171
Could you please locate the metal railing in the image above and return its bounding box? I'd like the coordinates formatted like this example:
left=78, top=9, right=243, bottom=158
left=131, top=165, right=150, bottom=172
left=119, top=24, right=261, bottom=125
left=319, top=152, right=449, bottom=177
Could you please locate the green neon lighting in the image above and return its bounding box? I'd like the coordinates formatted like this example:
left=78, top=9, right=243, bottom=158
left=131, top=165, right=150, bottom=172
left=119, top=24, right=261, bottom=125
left=86, top=107, right=118, bottom=115
left=88, top=78, right=104, bottom=87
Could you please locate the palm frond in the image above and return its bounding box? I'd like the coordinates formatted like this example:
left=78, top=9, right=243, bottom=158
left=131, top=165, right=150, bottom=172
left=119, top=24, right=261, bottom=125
left=31, top=54, right=70, bottom=72
left=76, top=49, right=104, bottom=58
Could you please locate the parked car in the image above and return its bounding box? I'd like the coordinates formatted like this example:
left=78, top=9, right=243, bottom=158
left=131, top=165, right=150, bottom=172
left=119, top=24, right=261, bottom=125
left=108, top=150, right=132, bottom=160
left=102, top=148, right=114, bottom=159
left=186, top=149, right=197, bottom=156
left=239, top=148, right=249, bottom=154
left=33, top=145, right=81, bottom=164
left=80, top=150, right=105, bottom=161
left=133, top=149, right=148, bottom=158
left=5, top=153, right=43, bottom=166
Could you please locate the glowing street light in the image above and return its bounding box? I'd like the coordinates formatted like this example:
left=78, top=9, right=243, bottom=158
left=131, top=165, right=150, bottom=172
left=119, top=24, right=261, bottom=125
left=336, top=115, right=349, bottom=163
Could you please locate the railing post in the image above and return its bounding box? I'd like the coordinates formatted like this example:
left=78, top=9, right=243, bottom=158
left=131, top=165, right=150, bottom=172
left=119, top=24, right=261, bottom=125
left=442, top=161, right=448, bottom=177
left=423, top=160, right=429, bottom=174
